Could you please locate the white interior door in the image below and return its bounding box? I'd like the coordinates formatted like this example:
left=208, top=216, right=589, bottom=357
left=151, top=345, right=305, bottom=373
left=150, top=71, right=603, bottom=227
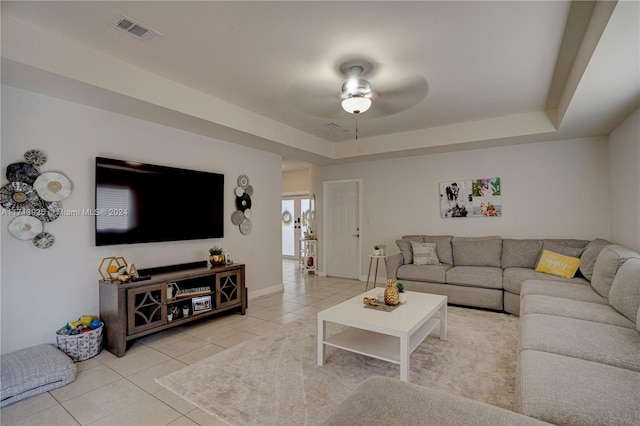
left=324, top=180, right=360, bottom=279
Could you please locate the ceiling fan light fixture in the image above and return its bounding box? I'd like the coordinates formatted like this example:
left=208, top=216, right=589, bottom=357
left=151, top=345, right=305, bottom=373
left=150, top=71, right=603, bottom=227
left=341, top=95, right=372, bottom=114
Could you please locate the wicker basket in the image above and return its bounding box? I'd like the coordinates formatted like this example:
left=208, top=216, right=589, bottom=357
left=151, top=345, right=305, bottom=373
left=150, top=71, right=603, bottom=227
left=56, top=322, right=103, bottom=361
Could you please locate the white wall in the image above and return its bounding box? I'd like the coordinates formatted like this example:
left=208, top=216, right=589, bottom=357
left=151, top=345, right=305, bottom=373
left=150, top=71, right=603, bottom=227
left=317, top=137, right=611, bottom=279
left=609, top=108, right=640, bottom=251
left=282, top=169, right=310, bottom=194
left=1, top=86, right=283, bottom=354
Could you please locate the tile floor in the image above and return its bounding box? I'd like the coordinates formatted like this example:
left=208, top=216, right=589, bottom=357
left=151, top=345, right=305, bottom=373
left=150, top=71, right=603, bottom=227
left=0, top=260, right=366, bottom=426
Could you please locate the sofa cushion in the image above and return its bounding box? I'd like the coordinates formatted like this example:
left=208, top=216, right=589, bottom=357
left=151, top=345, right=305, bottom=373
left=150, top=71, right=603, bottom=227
left=579, top=238, right=612, bottom=281
left=411, top=241, right=440, bottom=265
left=422, top=235, right=454, bottom=265
left=521, top=294, right=636, bottom=329
left=452, top=236, right=502, bottom=267
left=608, top=258, right=640, bottom=324
left=543, top=238, right=589, bottom=250
left=324, top=376, right=549, bottom=426
left=501, top=239, right=543, bottom=269
left=520, top=279, right=606, bottom=304
left=540, top=240, right=585, bottom=259
left=396, top=236, right=423, bottom=265
left=519, top=314, right=640, bottom=372
left=397, top=264, right=451, bottom=284
left=591, top=245, right=640, bottom=300
left=446, top=266, right=503, bottom=290
left=504, top=269, right=589, bottom=295
left=1, top=344, right=76, bottom=407
left=516, top=350, right=640, bottom=426
left=534, top=250, right=581, bottom=278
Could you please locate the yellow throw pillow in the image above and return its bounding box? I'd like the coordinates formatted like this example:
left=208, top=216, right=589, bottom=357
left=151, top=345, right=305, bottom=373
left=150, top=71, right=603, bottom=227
left=535, top=250, right=581, bottom=278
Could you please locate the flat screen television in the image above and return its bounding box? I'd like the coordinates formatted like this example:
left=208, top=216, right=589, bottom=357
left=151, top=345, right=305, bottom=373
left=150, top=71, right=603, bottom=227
left=95, top=157, right=224, bottom=246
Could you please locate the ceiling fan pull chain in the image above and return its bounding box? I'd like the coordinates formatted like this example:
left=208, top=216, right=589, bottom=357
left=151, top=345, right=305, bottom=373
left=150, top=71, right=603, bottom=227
left=355, top=113, right=359, bottom=140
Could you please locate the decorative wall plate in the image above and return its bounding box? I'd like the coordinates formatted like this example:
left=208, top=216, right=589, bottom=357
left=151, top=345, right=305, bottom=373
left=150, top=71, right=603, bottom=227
left=234, top=186, right=244, bottom=197
left=0, top=182, right=41, bottom=211
left=34, top=172, right=73, bottom=201
left=243, top=208, right=252, bottom=219
left=245, top=185, right=254, bottom=196
left=31, top=200, right=63, bottom=222
left=237, top=174, right=250, bottom=188
left=239, top=218, right=253, bottom=235
left=6, top=162, right=40, bottom=185
left=236, top=193, right=252, bottom=212
left=282, top=210, right=292, bottom=224
left=9, top=216, right=43, bottom=240
left=231, top=210, right=244, bottom=225
left=33, top=232, right=55, bottom=249
left=24, top=150, right=48, bottom=167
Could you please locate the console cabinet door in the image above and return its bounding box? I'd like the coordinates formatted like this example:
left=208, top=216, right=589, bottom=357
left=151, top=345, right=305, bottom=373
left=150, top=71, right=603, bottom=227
left=216, top=268, right=243, bottom=309
left=127, top=283, right=167, bottom=334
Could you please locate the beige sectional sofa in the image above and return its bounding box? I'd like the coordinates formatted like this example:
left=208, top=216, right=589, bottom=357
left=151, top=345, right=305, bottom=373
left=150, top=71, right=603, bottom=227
left=387, top=235, right=609, bottom=315
left=327, top=241, right=640, bottom=425
left=516, top=247, right=640, bottom=425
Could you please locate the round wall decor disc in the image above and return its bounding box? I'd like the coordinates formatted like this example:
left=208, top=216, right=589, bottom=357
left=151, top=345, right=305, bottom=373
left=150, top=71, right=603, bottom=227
left=245, top=185, right=254, bottom=196
left=243, top=208, right=252, bottom=219
left=239, top=218, right=253, bottom=235
left=31, top=200, right=62, bottom=222
left=6, top=162, right=40, bottom=185
left=9, top=216, right=43, bottom=240
left=237, top=174, right=250, bottom=188
left=24, top=150, right=48, bottom=167
left=231, top=210, right=244, bottom=225
left=33, top=232, right=55, bottom=249
left=0, top=182, right=40, bottom=211
left=236, top=193, right=252, bottom=212
left=34, top=172, right=73, bottom=201
left=234, top=186, right=244, bottom=197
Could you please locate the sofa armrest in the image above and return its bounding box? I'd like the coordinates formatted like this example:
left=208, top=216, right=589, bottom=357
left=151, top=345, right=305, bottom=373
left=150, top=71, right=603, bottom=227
left=322, top=376, right=549, bottom=426
left=385, top=253, right=403, bottom=279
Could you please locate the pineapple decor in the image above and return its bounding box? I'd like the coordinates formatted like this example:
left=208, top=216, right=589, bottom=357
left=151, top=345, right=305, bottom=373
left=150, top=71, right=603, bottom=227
left=384, top=279, right=400, bottom=306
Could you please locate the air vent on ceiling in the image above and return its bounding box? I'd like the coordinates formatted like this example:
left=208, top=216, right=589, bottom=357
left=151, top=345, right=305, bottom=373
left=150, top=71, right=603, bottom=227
left=323, top=123, right=342, bottom=129
left=111, top=14, right=164, bottom=43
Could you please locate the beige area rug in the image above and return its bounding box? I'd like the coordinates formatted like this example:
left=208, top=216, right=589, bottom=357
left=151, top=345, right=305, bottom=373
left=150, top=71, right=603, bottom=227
left=157, top=306, right=519, bottom=426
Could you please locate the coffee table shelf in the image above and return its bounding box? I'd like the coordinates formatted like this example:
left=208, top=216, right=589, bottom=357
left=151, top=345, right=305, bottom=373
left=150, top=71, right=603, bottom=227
left=324, top=317, right=440, bottom=365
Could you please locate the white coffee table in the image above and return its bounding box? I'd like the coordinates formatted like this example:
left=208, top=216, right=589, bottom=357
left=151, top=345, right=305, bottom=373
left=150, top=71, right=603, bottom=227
left=317, top=288, right=447, bottom=381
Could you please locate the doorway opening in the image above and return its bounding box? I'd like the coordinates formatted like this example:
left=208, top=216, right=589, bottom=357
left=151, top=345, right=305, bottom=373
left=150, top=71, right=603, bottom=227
left=281, top=194, right=312, bottom=260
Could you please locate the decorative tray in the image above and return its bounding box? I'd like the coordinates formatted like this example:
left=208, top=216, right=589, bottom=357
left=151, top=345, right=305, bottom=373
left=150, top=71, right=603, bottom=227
left=363, top=297, right=405, bottom=312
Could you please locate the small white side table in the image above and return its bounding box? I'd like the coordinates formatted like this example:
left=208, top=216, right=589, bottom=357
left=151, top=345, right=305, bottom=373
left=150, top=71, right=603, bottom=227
left=365, top=255, right=388, bottom=291
left=299, top=238, right=317, bottom=274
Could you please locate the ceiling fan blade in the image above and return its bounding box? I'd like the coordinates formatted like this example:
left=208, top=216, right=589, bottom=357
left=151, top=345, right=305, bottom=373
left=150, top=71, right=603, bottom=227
left=367, top=74, right=429, bottom=118
left=287, top=80, right=344, bottom=119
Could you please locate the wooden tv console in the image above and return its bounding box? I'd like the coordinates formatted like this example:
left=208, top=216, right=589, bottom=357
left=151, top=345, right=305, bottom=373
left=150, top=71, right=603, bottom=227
left=99, top=262, right=246, bottom=357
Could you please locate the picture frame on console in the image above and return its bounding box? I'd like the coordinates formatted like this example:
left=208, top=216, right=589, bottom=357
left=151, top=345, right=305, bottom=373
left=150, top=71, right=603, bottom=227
left=192, top=295, right=212, bottom=313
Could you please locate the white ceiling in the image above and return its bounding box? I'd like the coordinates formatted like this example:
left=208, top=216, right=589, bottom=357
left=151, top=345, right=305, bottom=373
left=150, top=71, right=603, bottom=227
left=2, top=1, right=639, bottom=170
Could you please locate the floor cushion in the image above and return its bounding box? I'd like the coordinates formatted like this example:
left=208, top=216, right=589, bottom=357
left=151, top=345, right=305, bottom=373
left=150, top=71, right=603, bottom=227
left=324, top=376, right=548, bottom=426
left=1, top=344, right=76, bottom=407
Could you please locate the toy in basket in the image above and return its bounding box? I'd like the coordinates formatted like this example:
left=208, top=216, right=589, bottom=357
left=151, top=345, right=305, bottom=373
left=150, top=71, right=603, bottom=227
left=56, top=315, right=103, bottom=361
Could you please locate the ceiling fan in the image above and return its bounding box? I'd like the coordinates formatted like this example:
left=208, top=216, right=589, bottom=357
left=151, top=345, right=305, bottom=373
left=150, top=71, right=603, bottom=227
left=287, top=59, right=428, bottom=138
left=287, top=58, right=428, bottom=138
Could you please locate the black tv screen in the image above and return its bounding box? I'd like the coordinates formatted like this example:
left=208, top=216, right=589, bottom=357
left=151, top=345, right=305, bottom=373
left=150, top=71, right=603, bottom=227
left=95, top=157, right=224, bottom=246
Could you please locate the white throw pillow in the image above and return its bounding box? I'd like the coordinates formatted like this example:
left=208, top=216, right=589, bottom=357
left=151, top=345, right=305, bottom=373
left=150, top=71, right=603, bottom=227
left=411, top=241, right=440, bottom=265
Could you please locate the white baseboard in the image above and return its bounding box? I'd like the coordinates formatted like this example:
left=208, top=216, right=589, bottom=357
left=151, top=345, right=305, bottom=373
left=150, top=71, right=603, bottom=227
left=248, top=283, right=284, bottom=300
